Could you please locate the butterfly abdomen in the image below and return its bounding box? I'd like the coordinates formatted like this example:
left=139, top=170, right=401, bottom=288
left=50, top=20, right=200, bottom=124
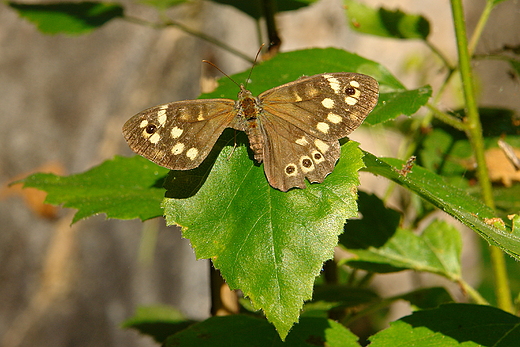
left=230, top=86, right=265, bottom=163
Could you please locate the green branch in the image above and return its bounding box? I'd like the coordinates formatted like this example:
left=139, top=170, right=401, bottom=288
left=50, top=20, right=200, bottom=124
left=450, top=0, right=513, bottom=314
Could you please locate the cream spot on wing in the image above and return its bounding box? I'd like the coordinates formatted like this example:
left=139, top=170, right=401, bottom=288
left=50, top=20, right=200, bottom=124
left=317, top=122, right=329, bottom=134
left=350, top=80, right=360, bottom=88
left=322, top=74, right=333, bottom=79
left=295, top=137, right=309, bottom=146
left=349, top=113, right=360, bottom=120
left=171, top=143, right=185, bottom=155
left=327, top=77, right=341, bottom=94
left=321, top=98, right=334, bottom=109
left=170, top=126, right=183, bottom=139
left=157, top=110, right=167, bottom=126
left=327, top=112, right=342, bottom=124
left=293, top=92, right=302, bottom=102
left=311, top=150, right=325, bottom=164
left=345, top=96, right=358, bottom=105
left=186, top=148, right=199, bottom=160
left=149, top=132, right=161, bottom=144
left=300, top=156, right=315, bottom=173
left=285, top=164, right=298, bottom=177
left=197, top=110, right=205, bottom=121
left=306, top=88, right=319, bottom=98
left=314, top=139, right=330, bottom=153
left=139, top=120, right=149, bottom=128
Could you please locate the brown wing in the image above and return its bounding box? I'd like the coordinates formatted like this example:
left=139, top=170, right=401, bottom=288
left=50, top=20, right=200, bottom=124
left=259, top=72, right=379, bottom=141
left=259, top=114, right=341, bottom=192
left=122, top=99, right=235, bottom=170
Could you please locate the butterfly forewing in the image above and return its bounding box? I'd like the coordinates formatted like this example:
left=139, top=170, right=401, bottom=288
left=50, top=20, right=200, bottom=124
left=122, top=99, right=235, bottom=170
left=259, top=73, right=378, bottom=141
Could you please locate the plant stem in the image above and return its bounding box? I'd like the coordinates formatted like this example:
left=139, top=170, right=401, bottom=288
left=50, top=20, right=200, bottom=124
left=450, top=0, right=513, bottom=313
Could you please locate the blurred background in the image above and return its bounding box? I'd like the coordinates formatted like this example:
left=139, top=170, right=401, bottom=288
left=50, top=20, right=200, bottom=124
left=1, top=0, right=519, bottom=346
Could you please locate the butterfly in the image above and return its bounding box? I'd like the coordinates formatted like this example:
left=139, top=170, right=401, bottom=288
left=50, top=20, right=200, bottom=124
left=122, top=72, right=379, bottom=192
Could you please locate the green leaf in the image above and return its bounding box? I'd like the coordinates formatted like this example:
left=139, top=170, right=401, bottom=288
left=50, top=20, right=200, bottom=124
left=364, top=86, right=432, bottom=125
left=491, top=0, right=510, bottom=5
left=139, top=0, right=188, bottom=10
left=163, top=140, right=365, bottom=339
left=8, top=2, right=123, bottom=35
left=344, top=0, right=430, bottom=40
left=400, top=287, right=454, bottom=310
left=211, top=0, right=319, bottom=19
left=343, top=220, right=462, bottom=279
left=121, top=305, right=196, bottom=343
left=17, top=156, right=168, bottom=223
left=311, top=285, right=380, bottom=308
left=494, top=185, right=520, bottom=219
left=302, top=286, right=377, bottom=319
left=509, top=214, right=520, bottom=237
left=509, top=59, right=520, bottom=77
left=163, top=315, right=360, bottom=346
left=340, top=191, right=401, bottom=249
left=203, top=48, right=430, bottom=126
left=362, top=153, right=520, bottom=260
left=369, top=304, right=520, bottom=346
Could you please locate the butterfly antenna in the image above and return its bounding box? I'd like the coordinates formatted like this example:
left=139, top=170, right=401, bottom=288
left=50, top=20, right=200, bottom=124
left=202, top=60, right=241, bottom=88
left=244, top=44, right=265, bottom=89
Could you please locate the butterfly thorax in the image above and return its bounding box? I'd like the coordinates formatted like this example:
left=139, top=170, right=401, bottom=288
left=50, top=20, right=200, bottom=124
left=230, top=85, right=265, bottom=163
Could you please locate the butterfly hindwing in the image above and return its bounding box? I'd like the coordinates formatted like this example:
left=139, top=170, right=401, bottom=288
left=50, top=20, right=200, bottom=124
left=122, top=99, right=235, bottom=170
left=259, top=73, right=378, bottom=141
left=260, top=115, right=341, bottom=192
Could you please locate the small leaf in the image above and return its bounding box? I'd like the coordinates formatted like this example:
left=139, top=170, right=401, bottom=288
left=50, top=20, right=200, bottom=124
left=344, top=0, right=430, bottom=40
left=343, top=220, right=462, bottom=279
left=400, top=287, right=454, bottom=310
left=310, top=285, right=380, bottom=308
left=163, top=315, right=360, bottom=346
left=17, top=156, right=168, bottom=223
left=340, top=191, right=401, bottom=249
left=139, top=0, right=188, bottom=10
left=163, top=141, right=365, bottom=339
left=369, top=304, right=520, bottom=346
left=8, top=2, right=123, bottom=35
left=491, top=0, right=510, bottom=5
left=508, top=214, right=520, bottom=237
left=364, top=86, right=432, bottom=125
left=494, top=185, right=520, bottom=218
left=121, top=305, right=196, bottom=343
left=362, top=153, right=520, bottom=260
left=509, top=59, right=520, bottom=77
left=211, top=0, right=319, bottom=20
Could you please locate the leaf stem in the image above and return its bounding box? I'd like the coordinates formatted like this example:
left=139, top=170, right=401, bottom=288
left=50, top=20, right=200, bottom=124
left=467, top=0, right=495, bottom=56
left=425, top=103, right=465, bottom=131
left=450, top=0, right=513, bottom=313
left=425, top=40, right=454, bottom=71
left=457, top=278, right=490, bottom=305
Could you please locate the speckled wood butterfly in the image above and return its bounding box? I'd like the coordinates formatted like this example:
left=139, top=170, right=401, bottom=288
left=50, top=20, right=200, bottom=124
left=122, top=72, right=379, bottom=191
